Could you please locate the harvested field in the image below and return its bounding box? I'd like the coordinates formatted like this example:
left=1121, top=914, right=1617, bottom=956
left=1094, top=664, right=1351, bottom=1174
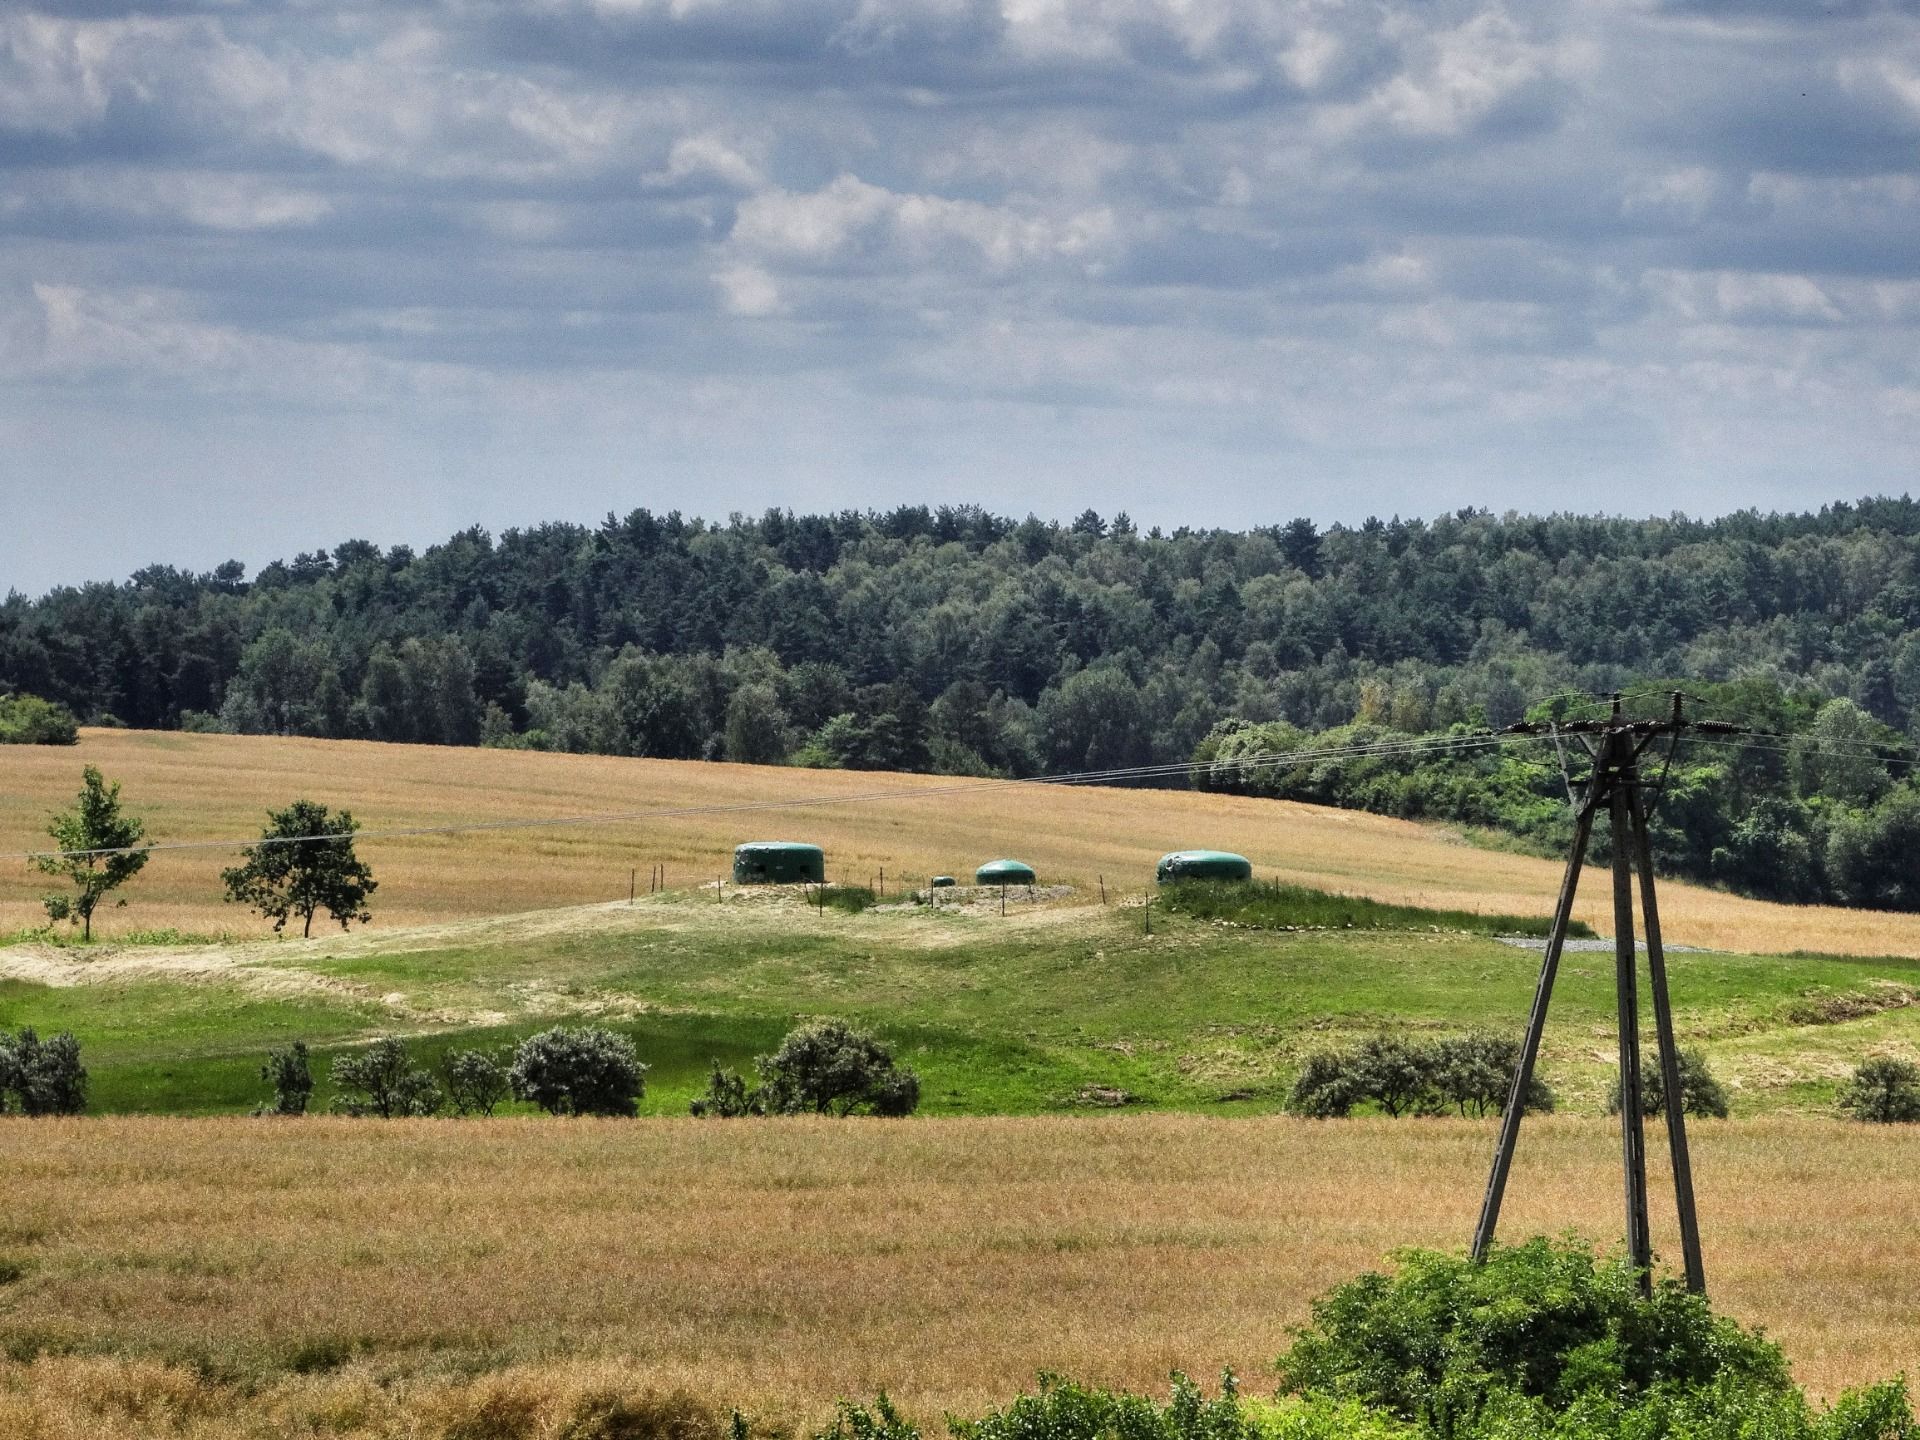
left=7, top=729, right=1920, bottom=956
left=0, top=1114, right=1913, bottom=1432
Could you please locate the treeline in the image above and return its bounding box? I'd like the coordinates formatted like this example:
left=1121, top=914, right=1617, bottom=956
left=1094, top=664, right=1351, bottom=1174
left=1194, top=685, right=1920, bottom=908
left=8, top=498, right=1920, bottom=901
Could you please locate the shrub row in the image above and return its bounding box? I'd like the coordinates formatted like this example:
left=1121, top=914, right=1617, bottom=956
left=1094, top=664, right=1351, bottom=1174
left=258, top=1019, right=923, bottom=1120
left=1287, top=1034, right=1554, bottom=1119
left=291, top=1029, right=648, bottom=1118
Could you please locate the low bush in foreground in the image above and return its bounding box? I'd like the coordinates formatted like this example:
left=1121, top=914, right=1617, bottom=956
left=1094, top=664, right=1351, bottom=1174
left=331, top=1036, right=441, bottom=1117
left=259, top=1041, right=313, bottom=1116
left=1157, top=880, right=1596, bottom=939
left=1273, top=1236, right=1911, bottom=1440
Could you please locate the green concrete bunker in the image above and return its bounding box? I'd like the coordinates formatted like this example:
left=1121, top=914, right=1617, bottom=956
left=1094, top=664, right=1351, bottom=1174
left=975, top=859, right=1037, bottom=886
left=1155, top=850, right=1253, bottom=883
left=733, top=842, right=826, bottom=885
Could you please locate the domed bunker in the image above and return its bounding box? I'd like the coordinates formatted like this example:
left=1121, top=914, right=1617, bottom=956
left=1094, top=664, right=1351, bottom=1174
left=733, top=842, right=826, bottom=885
left=1155, top=850, right=1253, bottom=884
left=975, top=859, right=1037, bottom=886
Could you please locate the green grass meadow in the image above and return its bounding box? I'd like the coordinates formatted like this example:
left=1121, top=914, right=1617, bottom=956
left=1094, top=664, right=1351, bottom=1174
left=4, top=884, right=1917, bottom=1117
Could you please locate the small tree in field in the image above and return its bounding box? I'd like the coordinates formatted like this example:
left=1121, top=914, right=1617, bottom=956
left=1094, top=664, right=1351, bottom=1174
left=1837, top=1056, right=1920, bottom=1123
left=1608, top=1048, right=1731, bottom=1120
left=442, top=1047, right=512, bottom=1116
left=508, top=1027, right=646, bottom=1116
left=331, top=1036, right=440, bottom=1117
left=32, top=766, right=150, bottom=940
left=222, top=800, right=376, bottom=938
left=1, top=1028, right=88, bottom=1115
left=689, top=1060, right=761, bottom=1117
left=260, top=1041, right=314, bottom=1116
left=755, top=1019, right=920, bottom=1117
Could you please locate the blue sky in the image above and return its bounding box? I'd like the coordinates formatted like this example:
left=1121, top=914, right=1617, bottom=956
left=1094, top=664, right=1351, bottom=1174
left=3, top=0, right=1918, bottom=594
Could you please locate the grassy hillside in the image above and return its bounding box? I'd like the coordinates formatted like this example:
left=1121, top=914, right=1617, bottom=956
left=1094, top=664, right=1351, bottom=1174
left=1, top=1116, right=1913, bottom=1424
left=9, top=728, right=1920, bottom=956
left=4, top=886, right=1917, bottom=1118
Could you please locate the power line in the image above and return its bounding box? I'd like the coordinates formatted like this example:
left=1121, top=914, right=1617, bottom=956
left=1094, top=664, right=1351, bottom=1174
left=1691, top=734, right=1920, bottom=769
left=5, top=729, right=1550, bottom=864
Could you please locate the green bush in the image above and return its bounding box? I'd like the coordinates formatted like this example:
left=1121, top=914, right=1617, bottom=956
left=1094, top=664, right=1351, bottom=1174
left=331, top=1036, right=442, bottom=1117
left=0, top=694, right=79, bottom=745
left=509, top=1026, right=646, bottom=1117
left=1286, top=1033, right=1550, bottom=1120
left=0, top=1027, right=88, bottom=1115
left=815, top=1258, right=1910, bottom=1440
left=1836, top=1057, right=1920, bottom=1123
left=1275, top=1237, right=1794, bottom=1438
left=1607, top=1048, right=1731, bottom=1120
left=259, top=1041, right=313, bottom=1116
left=755, top=1019, right=920, bottom=1117
left=689, top=1060, right=761, bottom=1118
left=953, top=1374, right=1257, bottom=1440
left=442, top=1047, right=512, bottom=1116
left=1429, top=1033, right=1553, bottom=1118
left=1288, top=1051, right=1366, bottom=1118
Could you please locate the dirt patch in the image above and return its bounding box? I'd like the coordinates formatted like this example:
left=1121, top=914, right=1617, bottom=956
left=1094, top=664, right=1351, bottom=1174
left=1783, top=982, right=1918, bottom=1027
left=0, top=939, right=511, bottom=1028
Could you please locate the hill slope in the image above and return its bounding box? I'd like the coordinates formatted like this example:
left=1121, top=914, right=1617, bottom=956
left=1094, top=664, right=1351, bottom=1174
left=7, top=728, right=1920, bottom=956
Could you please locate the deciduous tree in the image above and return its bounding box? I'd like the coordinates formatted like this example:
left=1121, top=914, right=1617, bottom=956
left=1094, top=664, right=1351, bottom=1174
left=33, top=766, right=150, bottom=940
left=222, top=800, right=377, bottom=938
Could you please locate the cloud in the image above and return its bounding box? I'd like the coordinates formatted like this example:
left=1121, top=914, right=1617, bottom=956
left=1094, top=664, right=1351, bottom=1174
left=1, top=0, right=1918, bottom=596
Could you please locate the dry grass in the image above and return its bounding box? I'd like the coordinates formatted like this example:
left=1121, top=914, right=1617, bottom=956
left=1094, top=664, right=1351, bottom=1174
left=6, top=730, right=1920, bottom=956
left=0, top=1356, right=728, bottom=1440
left=0, top=1115, right=1912, bottom=1432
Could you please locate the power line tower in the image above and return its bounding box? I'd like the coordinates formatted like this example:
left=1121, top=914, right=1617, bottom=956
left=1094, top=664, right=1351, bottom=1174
left=1471, top=692, right=1741, bottom=1296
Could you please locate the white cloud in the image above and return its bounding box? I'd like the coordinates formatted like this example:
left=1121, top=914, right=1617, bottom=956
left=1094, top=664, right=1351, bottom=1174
left=729, top=173, right=1117, bottom=275
left=1331, top=7, right=1585, bottom=141
left=2, top=0, right=1919, bottom=594
left=713, top=264, right=784, bottom=315
left=648, top=134, right=764, bottom=190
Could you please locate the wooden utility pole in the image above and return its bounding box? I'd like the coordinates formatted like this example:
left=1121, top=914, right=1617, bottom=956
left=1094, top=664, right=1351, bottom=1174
left=1471, top=693, right=1730, bottom=1295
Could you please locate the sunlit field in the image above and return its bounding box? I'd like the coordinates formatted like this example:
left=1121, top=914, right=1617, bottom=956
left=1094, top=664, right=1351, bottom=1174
left=0, top=1115, right=1913, bottom=1437
left=7, top=729, right=1920, bottom=956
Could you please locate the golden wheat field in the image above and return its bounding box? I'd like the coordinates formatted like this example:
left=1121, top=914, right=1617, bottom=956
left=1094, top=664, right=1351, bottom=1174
left=0, top=1114, right=1913, bottom=1439
left=5, top=729, right=1919, bottom=956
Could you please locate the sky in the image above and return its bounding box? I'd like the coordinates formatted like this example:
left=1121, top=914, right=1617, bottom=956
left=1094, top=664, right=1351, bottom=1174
left=2, top=0, right=1919, bottom=596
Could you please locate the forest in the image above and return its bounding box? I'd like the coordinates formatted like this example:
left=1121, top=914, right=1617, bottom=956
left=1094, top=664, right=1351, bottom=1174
left=6, top=498, right=1920, bottom=906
